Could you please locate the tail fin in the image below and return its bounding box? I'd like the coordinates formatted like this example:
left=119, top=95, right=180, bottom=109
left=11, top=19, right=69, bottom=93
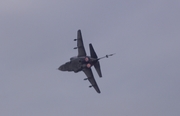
left=89, top=44, right=102, bottom=77
left=94, top=61, right=102, bottom=77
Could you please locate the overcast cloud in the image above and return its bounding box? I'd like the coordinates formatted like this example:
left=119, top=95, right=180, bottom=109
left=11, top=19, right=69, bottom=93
left=1, top=0, right=180, bottom=116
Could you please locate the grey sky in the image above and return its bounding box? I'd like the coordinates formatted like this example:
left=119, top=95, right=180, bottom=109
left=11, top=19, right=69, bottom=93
left=1, top=0, right=180, bottom=116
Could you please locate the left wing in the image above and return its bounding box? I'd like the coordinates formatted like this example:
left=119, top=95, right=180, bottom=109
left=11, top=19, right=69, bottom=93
left=76, top=30, right=87, bottom=57
left=83, top=68, right=101, bottom=93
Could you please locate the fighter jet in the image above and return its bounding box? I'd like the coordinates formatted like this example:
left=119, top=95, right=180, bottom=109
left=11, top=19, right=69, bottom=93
left=58, top=30, right=114, bottom=93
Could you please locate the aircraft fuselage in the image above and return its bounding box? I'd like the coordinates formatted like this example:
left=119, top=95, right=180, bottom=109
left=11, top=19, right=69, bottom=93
left=58, top=56, right=97, bottom=73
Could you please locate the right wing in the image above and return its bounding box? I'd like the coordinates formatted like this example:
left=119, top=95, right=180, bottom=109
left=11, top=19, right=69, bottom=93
left=83, top=68, right=101, bottom=93
left=77, top=30, right=87, bottom=57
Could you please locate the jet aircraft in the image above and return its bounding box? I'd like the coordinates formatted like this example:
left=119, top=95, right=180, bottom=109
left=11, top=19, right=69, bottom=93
left=58, top=30, right=114, bottom=93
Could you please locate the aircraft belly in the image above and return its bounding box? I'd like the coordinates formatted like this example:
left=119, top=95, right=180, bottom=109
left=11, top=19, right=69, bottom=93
left=71, top=60, right=82, bottom=72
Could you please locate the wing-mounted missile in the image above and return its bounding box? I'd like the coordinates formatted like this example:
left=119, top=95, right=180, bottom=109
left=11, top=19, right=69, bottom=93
left=73, top=46, right=81, bottom=49
left=84, top=78, right=88, bottom=80
left=74, top=39, right=80, bottom=41
left=73, top=45, right=83, bottom=49
left=89, top=85, right=93, bottom=88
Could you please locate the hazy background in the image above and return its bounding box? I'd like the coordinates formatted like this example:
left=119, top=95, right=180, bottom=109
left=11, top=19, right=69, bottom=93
left=1, top=0, right=180, bottom=116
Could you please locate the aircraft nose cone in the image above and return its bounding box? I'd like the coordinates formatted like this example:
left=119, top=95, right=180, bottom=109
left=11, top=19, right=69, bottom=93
left=58, top=66, right=63, bottom=71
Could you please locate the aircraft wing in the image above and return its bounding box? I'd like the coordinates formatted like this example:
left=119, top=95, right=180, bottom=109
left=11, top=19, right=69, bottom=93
left=77, top=30, right=87, bottom=57
left=83, top=68, right=101, bottom=93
